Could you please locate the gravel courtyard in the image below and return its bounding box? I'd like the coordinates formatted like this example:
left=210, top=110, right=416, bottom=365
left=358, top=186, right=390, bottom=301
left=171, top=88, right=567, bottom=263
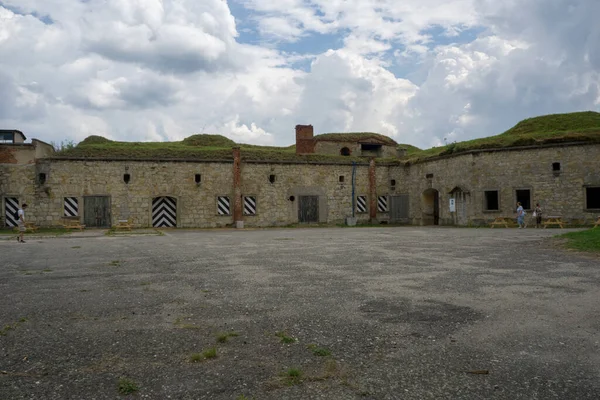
left=1, top=227, right=599, bottom=400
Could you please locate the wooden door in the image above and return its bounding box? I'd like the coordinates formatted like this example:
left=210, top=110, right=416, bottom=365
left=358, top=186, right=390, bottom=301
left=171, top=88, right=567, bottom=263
left=298, top=196, right=319, bottom=223
left=84, top=196, right=111, bottom=228
left=390, top=195, right=409, bottom=222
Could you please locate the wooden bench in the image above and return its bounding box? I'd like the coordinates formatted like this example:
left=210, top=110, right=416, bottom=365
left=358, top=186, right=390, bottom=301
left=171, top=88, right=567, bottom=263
left=61, top=219, right=86, bottom=231
left=490, top=217, right=516, bottom=228
left=114, top=218, right=133, bottom=231
left=13, top=222, right=39, bottom=233
left=543, top=216, right=565, bottom=229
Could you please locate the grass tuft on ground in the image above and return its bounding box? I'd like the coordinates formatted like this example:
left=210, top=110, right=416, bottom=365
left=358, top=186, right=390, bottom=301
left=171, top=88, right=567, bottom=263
left=558, top=228, right=600, bottom=252
left=117, top=377, right=139, bottom=395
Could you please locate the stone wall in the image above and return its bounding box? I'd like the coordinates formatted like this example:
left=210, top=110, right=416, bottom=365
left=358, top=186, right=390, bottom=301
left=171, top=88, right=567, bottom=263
left=1, top=158, right=392, bottom=228
left=315, top=141, right=397, bottom=158
left=2, top=143, right=599, bottom=228
left=390, top=143, right=600, bottom=226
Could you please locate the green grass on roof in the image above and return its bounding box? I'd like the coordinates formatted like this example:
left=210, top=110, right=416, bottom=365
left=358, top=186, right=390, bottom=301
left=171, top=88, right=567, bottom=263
left=403, top=111, right=600, bottom=162
left=314, top=132, right=398, bottom=146
left=53, top=112, right=600, bottom=162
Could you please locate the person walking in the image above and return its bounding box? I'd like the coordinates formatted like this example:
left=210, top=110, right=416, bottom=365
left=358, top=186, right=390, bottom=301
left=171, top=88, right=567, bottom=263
left=17, top=203, right=28, bottom=243
left=516, top=202, right=525, bottom=229
left=533, top=202, right=543, bottom=228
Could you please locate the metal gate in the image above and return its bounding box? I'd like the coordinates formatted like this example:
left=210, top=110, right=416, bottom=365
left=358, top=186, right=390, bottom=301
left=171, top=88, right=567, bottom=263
left=390, top=194, right=409, bottom=222
left=4, top=197, right=19, bottom=227
left=84, top=196, right=111, bottom=228
left=152, top=196, right=177, bottom=227
left=298, top=196, right=319, bottom=223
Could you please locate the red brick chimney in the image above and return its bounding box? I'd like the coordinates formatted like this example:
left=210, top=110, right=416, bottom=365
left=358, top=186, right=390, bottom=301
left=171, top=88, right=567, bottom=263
left=295, top=125, right=315, bottom=154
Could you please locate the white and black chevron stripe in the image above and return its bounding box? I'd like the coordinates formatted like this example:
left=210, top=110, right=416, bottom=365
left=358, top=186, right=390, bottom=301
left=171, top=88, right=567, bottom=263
left=244, top=196, right=256, bottom=215
left=64, top=197, right=79, bottom=217
left=378, top=196, right=388, bottom=212
left=217, top=196, right=230, bottom=215
left=152, top=196, right=177, bottom=227
left=356, top=195, right=367, bottom=213
left=4, top=197, right=19, bottom=227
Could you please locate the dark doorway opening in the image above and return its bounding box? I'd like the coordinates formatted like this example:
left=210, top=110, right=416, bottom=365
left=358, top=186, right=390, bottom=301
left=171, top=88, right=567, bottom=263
left=422, top=189, right=440, bottom=226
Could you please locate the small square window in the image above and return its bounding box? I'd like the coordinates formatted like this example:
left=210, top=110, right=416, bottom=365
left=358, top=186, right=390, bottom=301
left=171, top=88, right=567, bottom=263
left=390, top=179, right=396, bottom=186
left=426, top=173, right=433, bottom=179
left=552, top=162, right=561, bottom=172
left=484, top=190, right=499, bottom=211
left=123, top=173, right=131, bottom=184
left=269, top=174, right=276, bottom=183
left=339, top=176, right=345, bottom=183
left=38, top=173, right=46, bottom=185
left=217, top=196, right=231, bottom=215
left=356, top=195, right=367, bottom=214
left=195, top=174, right=201, bottom=184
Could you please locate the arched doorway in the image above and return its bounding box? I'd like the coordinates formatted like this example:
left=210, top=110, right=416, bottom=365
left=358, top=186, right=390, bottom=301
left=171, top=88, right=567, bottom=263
left=421, top=189, right=440, bottom=226
left=152, top=196, right=177, bottom=227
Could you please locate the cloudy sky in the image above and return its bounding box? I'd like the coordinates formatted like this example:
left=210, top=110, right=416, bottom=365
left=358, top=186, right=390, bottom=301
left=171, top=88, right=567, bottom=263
left=0, top=0, right=598, bottom=148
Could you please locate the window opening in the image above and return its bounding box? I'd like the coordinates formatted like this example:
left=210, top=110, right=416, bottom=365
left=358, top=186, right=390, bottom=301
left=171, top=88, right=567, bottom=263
left=38, top=173, right=46, bottom=185
left=217, top=196, right=231, bottom=215
left=243, top=196, right=257, bottom=215
left=339, top=176, right=345, bottom=183
left=390, top=179, right=396, bottom=186
left=377, top=196, right=389, bottom=212
left=64, top=197, right=79, bottom=217
left=515, top=189, right=531, bottom=210
left=426, top=173, right=434, bottom=179
left=360, top=144, right=382, bottom=156
left=269, top=174, right=276, bottom=183
left=356, top=195, right=367, bottom=213
left=552, top=162, right=561, bottom=172
left=123, top=173, right=131, bottom=184
left=586, top=187, right=600, bottom=209
left=340, top=147, right=351, bottom=156
left=484, top=190, right=499, bottom=211
left=195, top=174, right=201, bottom=184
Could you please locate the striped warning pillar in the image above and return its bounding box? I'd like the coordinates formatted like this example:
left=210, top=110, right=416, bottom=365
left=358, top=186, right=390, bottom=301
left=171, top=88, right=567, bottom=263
left=233, top=147, right=243, bottom=229
left=369, top=158, right=377, bottom=223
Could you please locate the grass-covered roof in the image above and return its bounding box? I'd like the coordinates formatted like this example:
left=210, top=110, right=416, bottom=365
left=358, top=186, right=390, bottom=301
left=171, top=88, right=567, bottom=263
left=51, top=112, right=600, bottom=163
left=313, top=132, right=398, bottom=146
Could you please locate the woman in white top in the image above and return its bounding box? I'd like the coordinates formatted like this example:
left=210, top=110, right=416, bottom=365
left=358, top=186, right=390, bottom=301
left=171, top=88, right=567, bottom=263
left=17, top=203, right=28, bottom=243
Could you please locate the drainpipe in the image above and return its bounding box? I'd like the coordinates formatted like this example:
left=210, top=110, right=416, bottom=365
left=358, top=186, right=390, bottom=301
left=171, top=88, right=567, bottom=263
left=351, top=162, right=356, bottom=218
left=369, top=157, right=377, bottom=223
left=232, top=147, right=243, bottom=229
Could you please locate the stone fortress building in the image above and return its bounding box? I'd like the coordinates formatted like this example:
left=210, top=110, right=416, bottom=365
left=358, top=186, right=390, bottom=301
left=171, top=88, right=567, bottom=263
left=1, top=113, right=600, bottom=229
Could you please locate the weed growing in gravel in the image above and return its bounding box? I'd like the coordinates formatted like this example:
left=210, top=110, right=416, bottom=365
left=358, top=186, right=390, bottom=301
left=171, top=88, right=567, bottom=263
left=189, top=347, right=217, bottom=362
left=307, top=343, right=332, bottom=356
left=0, top=318, right=28, bottom=336
left=117, top=377, right=139, bottom=395
left=276, top=331, right=296, bottom=344
left=72, top=246, right=81, bottom=249
left=109, top=260, right=121, bottom=267
left=236, top=395, right=255, bottom=400
left=202, top=347, right=217, bottom=359
left=42, top=269, right=53, bottom=272
left=216, top=331, right=239, bottom=343
left=282, top=368, right=303, bottom=385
